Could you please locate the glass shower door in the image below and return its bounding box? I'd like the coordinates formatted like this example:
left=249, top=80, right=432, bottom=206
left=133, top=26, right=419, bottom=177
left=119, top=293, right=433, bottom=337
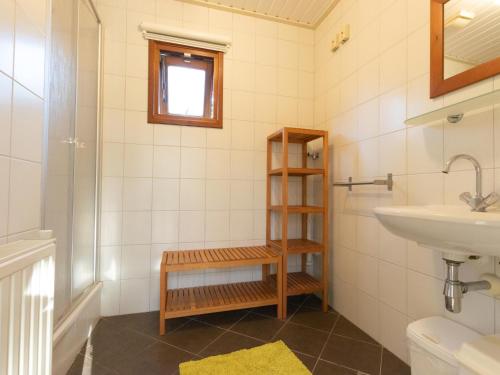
left=45, top=0, right=100, bottom=321
left=71, top=0, right=100, bottom=298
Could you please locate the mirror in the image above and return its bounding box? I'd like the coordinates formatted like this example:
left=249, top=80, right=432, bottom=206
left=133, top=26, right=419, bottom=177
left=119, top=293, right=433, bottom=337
left=430, top=0, right=500, bottom=97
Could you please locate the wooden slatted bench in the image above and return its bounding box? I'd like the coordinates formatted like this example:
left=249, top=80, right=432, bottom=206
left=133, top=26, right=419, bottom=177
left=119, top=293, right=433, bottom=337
left=159, top=246, right=283, bottom=334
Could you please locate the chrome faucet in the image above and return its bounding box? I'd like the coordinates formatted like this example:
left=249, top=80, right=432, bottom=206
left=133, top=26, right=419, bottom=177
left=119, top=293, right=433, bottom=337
left=442, top=154, right=499, bottom=212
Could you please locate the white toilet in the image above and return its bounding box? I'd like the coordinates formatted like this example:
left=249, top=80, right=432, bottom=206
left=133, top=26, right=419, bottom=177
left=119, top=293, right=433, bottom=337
left=407, top=316, right=500, bottom=375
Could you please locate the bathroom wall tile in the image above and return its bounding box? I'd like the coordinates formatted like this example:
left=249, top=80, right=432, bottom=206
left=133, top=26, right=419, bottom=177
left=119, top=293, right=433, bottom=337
left=379, top=0, right=406, bottom=52
left=357, top=98, right=379, bottom=139
left=8, top=159, right=40, bottom=234
left=121, top=245, right=150, bottom=279
left=206, top=180, right=230, bottom=210
left=124, top=144, right=153, bottom=177
left=231, top=120, right=254, bottom=150
left=103, top=108, right=125, bottom=143
left=125, top=77, right=147, bottom=111
left=102, top=142, right=124, bottom=177
left=101, top=211, right=122, bottom=246
left=230, top=210, right=253, bottom=241
left=104, top=41, right=126, bottom=76
left=230, top=180, right=253, bottom=210
left=152, top=211, right=178, bottom=243
left=11, top=83, right=43, bottom=162
left=123, top=177, right=152, bottom=211
left=379, top=260, right=407, bottom=314
left=0, top=0, right=15, bottom=76
left=407, top=26, right=429, bottom=81
left=0, top=73, right=12, bottom=156
left=378, top=129, right=406, bottom=176
left=230, top=150, right=253, bottom=180
left=0, top=156, right=9, bottom=236
left=154, top=125, right=181, bottom=146
left=181, top=126, right=206, bottom=148
left=101, top=177, right=123, bottom=212
left=180, top=148, right=206, bottom=179
left=379, top=303, right=409, bottom=362
left=153, top=146, right=180, bottom=178
left=205, top=210, right=230, bottom=242
left=357, top=253, right=378, bottom=298
left=379, top=86, right=406, bottom=135
left=357, top=290, right=380, bottom=342
left=356, top=215, right=379, bottom=257
left=152, top=179, right=179, bottom=211
left=103, top=74, right=125, bottom=109
left=379, top=225, right=407, bottom=267
left=100, top=246, right=121, bottom=282
left=101, top=280, right=120, bottom=316
left=407, top=242, right=445, bottom=280
left=14, top=7, right=45, bottom=97
left=124, top=111, right=153, bottom=145
left=180, top=179, right=205, bottom=211
left=407, top=121, right=444, bottom=174
left=122, top=211, right=151, bottom=245
left=407, top=271, right=443, bottom=320
left=407, top=0, right=429, bottom=34
left=357, top=59, right=379, bottom=104
left=379, top=41, right=406, bottom=95
left=179, top=211, right=205, bottom=242
left=119, top=278, right=149, bottom=314
left=407, top=173, right=443, bottom=205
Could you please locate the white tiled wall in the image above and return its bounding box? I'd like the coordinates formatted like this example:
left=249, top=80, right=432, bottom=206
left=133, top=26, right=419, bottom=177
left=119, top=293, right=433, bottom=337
left=0, top=0, right=48, bottom=244
left=96, top=0, right=315, bottom=316
left=316, top=0, right=500, bottom=364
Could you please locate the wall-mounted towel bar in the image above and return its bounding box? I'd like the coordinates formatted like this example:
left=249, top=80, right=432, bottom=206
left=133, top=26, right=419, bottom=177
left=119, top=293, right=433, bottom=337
left=333, top=173, right=393, bottom=191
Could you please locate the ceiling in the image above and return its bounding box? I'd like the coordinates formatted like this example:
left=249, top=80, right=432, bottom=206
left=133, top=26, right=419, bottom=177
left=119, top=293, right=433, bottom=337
left=444, top=0, right=500, bottom=65
left=178, top=0, right=339, bottom=28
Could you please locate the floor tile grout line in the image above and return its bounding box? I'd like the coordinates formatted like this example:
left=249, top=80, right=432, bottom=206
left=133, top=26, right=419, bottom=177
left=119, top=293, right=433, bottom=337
left=311, top=313, right=340, bottom=373
left=318, top=357, right=372, bottom=374
left=269, top=295, right=313, bottom=342
left=194, top=310, right=252, bottom=356
left=329, top=332, right=382, bottom=348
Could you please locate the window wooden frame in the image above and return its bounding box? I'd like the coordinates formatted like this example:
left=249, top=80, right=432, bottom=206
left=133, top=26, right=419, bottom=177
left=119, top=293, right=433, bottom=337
left=430, top=0, right=500, bottom=98
left=148, top=40, right=223, bottom=128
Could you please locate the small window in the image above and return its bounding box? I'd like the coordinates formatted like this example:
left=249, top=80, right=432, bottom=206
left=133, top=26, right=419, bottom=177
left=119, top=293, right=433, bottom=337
left=148, top=40, right=223, bottom=128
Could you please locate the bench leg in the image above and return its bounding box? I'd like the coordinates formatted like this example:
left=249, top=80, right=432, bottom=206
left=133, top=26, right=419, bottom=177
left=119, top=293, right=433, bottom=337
left=160, top=265, right=167, bottom=335
left=276, top=258, right=283, bottom=320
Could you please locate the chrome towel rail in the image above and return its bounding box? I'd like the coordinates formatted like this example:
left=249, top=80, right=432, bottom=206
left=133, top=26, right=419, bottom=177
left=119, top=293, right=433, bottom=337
left=333, top=173, right=393, bottom=191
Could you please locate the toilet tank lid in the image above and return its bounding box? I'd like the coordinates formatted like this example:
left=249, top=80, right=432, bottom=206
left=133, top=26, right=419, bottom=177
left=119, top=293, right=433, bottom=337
left=407, top=317, right=481, bottom=366
left=456, top=335, right=500, bottom=375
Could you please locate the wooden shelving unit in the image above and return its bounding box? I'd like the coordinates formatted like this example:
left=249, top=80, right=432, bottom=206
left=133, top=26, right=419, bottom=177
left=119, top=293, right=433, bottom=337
left=265, top=127, right=329, bottom=317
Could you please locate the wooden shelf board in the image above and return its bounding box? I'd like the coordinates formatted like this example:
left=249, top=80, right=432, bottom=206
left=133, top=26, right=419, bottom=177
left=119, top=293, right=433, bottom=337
left=268, top=168, right=324, bottom=176
left=270, top=272, right=322, bottom=296
left=269, top=205, right=324, bottom=214
left=269, top=239, right=323, bottom=254
left=164, top=280, right=278, bottom=319
left=162, top=246, right=281, bottom=272
left=267, top=127, right=327, bottom=143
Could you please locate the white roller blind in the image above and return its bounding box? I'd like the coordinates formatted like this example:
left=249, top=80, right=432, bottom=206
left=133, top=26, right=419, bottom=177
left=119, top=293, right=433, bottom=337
left=140, top=22, right=231, bottom=53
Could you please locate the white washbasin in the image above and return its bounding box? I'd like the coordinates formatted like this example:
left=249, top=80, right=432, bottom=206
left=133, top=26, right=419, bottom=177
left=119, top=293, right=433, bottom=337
left=374, top=205, right=500, bottom=259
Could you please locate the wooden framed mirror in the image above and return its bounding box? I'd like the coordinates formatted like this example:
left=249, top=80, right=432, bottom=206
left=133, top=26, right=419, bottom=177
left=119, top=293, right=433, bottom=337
left=430, top=0, right=500, bottom=98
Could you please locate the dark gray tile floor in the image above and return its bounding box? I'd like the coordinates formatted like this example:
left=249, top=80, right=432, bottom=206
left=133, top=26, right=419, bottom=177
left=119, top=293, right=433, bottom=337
left=68, top=295, right=410, bottom=375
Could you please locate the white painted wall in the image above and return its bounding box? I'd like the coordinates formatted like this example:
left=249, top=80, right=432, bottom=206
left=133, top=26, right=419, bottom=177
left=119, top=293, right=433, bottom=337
left=0, top=0, right=48, bottom=244
left=96, top=0, right=316, bottom=316
left=315, top=0, right=500, bottom=363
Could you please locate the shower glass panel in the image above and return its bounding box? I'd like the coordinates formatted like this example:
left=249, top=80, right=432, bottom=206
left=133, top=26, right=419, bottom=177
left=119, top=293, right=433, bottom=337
left=45, top=0, right=100, bottom=322
left=71, top=0, right=100, bottom=299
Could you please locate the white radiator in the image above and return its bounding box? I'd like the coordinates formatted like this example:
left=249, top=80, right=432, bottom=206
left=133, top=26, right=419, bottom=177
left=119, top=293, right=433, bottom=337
left=0, top=234, right=56, bottom=375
